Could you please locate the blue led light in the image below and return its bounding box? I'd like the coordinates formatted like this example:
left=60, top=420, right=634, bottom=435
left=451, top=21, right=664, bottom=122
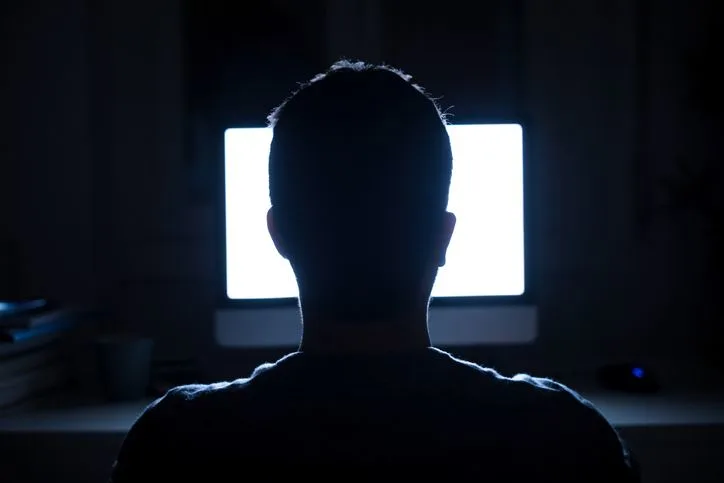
left=632, top=367, right=645, bottom=379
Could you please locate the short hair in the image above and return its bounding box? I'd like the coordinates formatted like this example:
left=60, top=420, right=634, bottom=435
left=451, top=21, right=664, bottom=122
left=268, top=60, right=452, bottom=320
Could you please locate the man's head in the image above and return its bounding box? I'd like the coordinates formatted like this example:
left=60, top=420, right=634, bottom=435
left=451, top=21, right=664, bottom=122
left=267, top=60, right=455, bottom=322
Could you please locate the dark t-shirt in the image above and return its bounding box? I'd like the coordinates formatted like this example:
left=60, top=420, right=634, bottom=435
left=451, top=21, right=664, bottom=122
left=110, top=348, right=638, bottom=481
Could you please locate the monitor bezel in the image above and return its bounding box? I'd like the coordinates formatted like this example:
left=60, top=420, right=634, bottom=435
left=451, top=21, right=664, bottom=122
left=216, top=118, right=535, bottom=309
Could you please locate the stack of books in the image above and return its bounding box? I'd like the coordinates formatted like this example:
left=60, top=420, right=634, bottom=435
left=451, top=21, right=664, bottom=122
left=0, top=299, right=77, bottom=412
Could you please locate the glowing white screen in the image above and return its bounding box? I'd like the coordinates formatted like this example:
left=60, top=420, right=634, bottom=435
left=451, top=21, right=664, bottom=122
left=225, top=124, right=525, bottom=299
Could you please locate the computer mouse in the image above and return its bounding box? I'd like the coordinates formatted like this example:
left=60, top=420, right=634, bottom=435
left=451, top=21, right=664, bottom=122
left=596, top=363, right=660, bottom=393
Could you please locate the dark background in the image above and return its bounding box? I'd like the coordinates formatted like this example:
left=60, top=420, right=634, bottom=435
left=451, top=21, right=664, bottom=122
left=1, top=0, right=722, bottom=378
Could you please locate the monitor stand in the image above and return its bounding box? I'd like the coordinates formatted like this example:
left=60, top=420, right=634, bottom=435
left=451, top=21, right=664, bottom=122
left=215, top=305, right=537, bottom=348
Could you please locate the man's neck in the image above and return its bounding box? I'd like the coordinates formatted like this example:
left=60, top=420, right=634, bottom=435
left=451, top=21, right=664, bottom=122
left=299, top=313, right=431, bottom=355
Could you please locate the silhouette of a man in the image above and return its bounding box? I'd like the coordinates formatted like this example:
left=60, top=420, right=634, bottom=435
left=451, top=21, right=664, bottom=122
left=111, top=61, right=638, bottom=481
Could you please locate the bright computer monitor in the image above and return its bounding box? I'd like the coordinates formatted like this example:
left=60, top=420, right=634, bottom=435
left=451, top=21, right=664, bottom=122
left=216, top=123, right=536, bottom=347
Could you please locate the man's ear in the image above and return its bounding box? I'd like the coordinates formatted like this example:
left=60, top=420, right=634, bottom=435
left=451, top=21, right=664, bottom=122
left=437, top=211, right=456, bottom=267
left=267, top=207, right=289, bottom=259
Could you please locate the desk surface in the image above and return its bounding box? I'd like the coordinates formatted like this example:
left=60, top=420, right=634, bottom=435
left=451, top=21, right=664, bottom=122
left=1, top=390, right=723, bottom=433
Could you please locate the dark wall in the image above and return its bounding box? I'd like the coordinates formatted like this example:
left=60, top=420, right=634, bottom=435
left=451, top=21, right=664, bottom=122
left=1, top=0, right=95, bottom=304
left=1, top=0, right=720, bottom=374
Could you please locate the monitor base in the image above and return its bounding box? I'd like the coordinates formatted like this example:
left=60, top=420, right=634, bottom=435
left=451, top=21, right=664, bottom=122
left=215, top=305, right=537, bottom=348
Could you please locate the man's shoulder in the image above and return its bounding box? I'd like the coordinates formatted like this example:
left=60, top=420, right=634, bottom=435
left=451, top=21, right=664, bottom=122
left=149, top=349, right=602, bottom=427
left=439, top=351, right=635, bottom=477
left=140, top=353, right=297, bottom=423
left=436, top=348, right=587, bottom=401
left=438, top=349, right=620, bottom=432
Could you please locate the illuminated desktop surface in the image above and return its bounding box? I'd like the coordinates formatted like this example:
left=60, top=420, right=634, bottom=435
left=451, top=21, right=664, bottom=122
left=1, top=381, right=723, bottom=482
left=1, top=390, right=723, bottom=433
